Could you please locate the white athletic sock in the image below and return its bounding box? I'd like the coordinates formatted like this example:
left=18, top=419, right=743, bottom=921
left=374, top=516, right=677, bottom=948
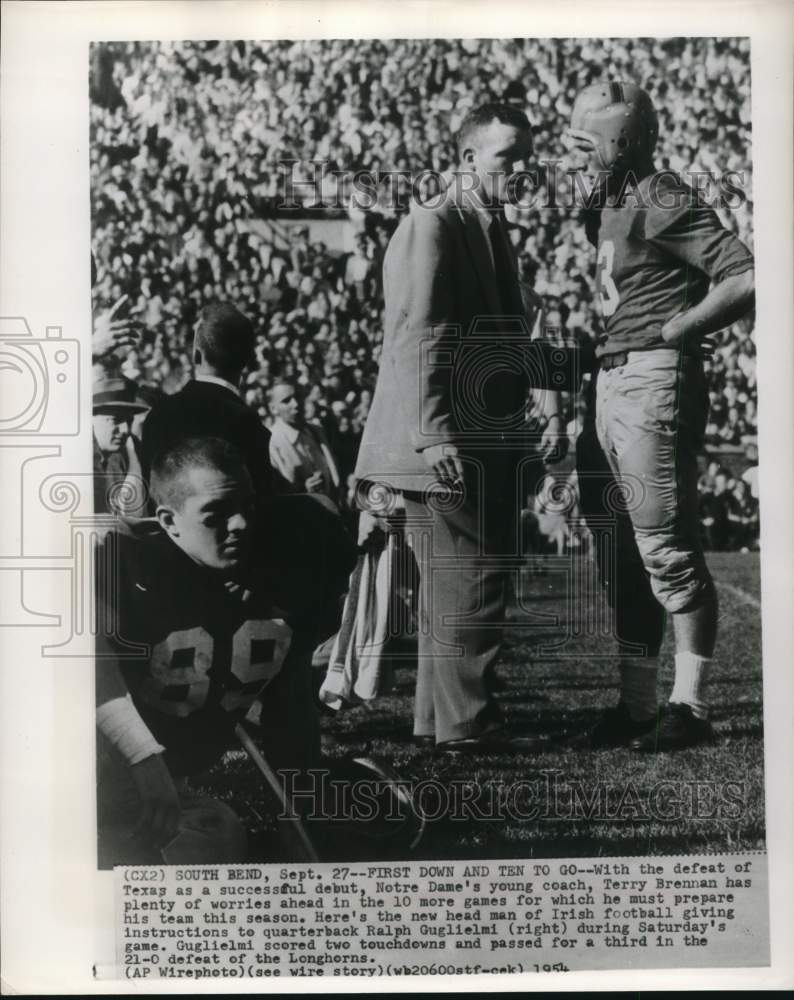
left=618, top=659, right=658, bottom=721
left=670, top=652, right=712, bottom=719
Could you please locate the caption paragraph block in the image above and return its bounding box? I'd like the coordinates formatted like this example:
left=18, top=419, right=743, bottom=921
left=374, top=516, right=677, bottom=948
left=110, top=853, right=769, bottom=980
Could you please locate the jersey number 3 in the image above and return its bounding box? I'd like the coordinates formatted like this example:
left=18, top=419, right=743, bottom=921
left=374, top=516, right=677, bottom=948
left=597, top=240, right=620, bottom=317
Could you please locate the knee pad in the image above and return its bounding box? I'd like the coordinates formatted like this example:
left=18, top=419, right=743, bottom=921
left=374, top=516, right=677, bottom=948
left=634, top=527, right=712, bottom=614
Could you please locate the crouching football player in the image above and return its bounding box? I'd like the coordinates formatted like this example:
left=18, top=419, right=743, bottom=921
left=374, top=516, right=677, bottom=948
left=95, top=436, right=357, bottom=866
left=567, top=82, right=755, bottom=751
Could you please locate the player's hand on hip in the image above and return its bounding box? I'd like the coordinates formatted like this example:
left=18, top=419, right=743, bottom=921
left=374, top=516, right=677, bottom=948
left=421, top=443, right=465, bottom=485
left=661, top=311, right=686, bottom=346
left=130, top=753, right=182, bottom=849
left=662, top=312, right=716, bottom=359
left=540, top=416, right=569, bottom=464
left=696, top=336, right=717, bottom=360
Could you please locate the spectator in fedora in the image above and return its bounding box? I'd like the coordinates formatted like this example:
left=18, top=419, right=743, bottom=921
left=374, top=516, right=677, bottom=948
left=93, top=377, right=150, bottom=515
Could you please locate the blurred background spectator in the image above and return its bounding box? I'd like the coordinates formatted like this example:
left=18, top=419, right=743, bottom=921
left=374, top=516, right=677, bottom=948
left=268, top=380, right=342, bottom=500
left=698, top=459, right=760, bottom=551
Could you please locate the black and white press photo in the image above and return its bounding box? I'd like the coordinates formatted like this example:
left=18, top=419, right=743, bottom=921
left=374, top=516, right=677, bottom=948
left=90, top=34, right=762, bottom=869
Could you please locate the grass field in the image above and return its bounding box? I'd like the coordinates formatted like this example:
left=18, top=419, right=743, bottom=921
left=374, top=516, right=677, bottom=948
left=204, top=550, right=765, bottom=861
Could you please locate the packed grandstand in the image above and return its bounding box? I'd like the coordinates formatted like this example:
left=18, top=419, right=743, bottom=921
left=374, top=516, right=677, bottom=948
left=90, top=36, right=758, bottom=547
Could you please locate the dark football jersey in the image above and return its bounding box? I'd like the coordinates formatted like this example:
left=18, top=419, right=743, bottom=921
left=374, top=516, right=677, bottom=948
left=97, top=495, right=356, bottom=776
left=589, top=172, right=754, bottom=356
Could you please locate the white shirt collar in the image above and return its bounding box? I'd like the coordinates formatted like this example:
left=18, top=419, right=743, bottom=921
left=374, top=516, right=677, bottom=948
left=195, top=373, right=241, bottom=398
left=272, top=416, right=302, bottom=444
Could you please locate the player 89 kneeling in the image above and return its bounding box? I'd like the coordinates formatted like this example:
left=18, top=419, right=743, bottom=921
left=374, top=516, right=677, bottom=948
left=95, top=436, right=366, bottom=865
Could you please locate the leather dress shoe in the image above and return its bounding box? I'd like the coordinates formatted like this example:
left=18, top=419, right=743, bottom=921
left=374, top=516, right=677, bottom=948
left=435, top=729, right=547, bottom=755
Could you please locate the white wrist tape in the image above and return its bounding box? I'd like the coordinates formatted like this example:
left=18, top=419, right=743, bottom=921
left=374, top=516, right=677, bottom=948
left=96, top=694, right=165, bottom=765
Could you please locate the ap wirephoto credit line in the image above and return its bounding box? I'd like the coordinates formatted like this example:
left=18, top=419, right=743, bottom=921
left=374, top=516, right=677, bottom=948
left=2, top=1, right=792, bottom=993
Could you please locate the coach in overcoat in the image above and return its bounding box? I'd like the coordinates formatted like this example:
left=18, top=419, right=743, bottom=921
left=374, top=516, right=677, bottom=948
left=355, top=103, right=568, bottom=751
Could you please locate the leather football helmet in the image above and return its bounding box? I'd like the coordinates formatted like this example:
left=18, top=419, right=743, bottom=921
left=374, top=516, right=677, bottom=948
left=568, top=81, right=659, bottom=173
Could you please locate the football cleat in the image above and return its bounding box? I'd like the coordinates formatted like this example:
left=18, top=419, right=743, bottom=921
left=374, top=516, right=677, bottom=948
left=630, top=702, right=716, bottom=753
left=567, top=701, right=657, bottom=750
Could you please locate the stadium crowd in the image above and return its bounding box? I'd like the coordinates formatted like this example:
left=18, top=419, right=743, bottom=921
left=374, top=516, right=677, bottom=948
left=90, top=36, right=758, bottom=532
left=697, top=451, right=760, bottom=552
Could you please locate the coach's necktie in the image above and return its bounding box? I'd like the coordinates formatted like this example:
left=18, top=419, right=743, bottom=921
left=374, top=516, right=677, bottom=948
left=488, top=210, right=522, bottom=317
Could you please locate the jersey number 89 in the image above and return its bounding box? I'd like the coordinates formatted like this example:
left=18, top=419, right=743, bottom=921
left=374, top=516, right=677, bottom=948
left=143, top=619, right=293, bottom=716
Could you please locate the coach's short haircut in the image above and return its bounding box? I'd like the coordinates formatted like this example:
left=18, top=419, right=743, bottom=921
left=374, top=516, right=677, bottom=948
left=456, top=102, right=533, bottom=159
left=194, top=303, right=255, bottom=374
left=150, top=436, right=250, bottom=510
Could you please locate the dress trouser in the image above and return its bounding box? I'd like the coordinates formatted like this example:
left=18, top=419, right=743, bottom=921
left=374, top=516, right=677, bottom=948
left=402, top=449, right=523, bottom=743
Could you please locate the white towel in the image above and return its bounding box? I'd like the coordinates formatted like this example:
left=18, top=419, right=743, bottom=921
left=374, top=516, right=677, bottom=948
left=319, top=533, right=396, bottom=709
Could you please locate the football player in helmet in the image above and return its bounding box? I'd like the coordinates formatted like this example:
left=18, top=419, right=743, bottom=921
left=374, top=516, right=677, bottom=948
left=95, top=436, right=363, bottom=865
left=567, top=81, right=755, bottom=751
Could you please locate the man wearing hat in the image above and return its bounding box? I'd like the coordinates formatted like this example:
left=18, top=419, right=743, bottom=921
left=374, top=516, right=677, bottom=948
left=93, top=377, right=149, bottom=515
